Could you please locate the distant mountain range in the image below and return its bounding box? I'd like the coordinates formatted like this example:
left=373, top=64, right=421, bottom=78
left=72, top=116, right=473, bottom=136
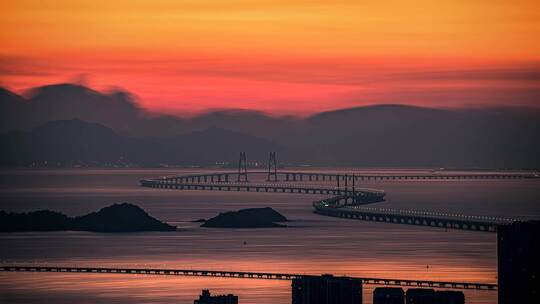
left=1, top=83, right=539, bottom=168
left=0, top=119, right=280, bottom=167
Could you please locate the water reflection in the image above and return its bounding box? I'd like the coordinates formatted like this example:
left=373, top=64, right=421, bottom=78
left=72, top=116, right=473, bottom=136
left=1, top=168, right=538, bottom=303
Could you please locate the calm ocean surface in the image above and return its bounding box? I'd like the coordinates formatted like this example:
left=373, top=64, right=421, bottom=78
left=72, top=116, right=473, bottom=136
left=1, top=168, right=539, bottom=304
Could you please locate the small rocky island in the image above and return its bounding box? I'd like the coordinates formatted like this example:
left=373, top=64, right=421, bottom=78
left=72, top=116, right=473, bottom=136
left=201, top=207, right=287, bottom=228
left=0, top=203, right=176, bottom=232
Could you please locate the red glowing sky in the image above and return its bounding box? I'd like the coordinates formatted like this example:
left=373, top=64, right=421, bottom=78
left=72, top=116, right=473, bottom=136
left=1, top=1, right=539, bottom=115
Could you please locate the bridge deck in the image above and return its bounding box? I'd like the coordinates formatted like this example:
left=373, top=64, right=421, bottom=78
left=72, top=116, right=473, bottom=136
left=155, top=170, right=538, bottom=182
left=0, top=266, right=497, bottom=291
left=312, top=201, right=515, bottom=232
left=348, top=206, right=515, bottom=224
left=140, top=180, right=386, bottom=198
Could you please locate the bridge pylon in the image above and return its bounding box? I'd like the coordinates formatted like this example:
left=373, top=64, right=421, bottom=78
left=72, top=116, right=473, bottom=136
left=237, top=152, right=248, bottom=182
left=267, top=152, right=278, bottom=182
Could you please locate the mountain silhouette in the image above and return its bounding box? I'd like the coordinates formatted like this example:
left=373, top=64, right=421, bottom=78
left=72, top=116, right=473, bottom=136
left=298, top=105, right=540, bottom=168
left=0, top=83, right=190, bottom=136
left=1, top=119, right=125, bottom=166
left=0, top=119, right=280, bottom=167
left=1, top=83, right=539, bottom=168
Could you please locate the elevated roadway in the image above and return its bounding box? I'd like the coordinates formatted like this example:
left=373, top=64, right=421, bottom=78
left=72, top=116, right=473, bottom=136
left=140, top=170, right=524, bottom=231
left=0, top=265, right=497, bottom=291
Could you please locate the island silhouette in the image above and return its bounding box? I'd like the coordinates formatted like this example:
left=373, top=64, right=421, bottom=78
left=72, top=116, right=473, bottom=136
left=0, top=203, right=176, bottom=232
left=201, top=207, right=287, bottom=228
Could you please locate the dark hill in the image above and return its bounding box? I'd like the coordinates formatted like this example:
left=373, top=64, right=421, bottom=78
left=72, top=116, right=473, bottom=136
left=0, top=84, right=189, bottom=136
left=295, top=105, right=540, bottom=168
left=0, top=210, right=70, bottom=232
left=0, top=119, right=279, bottom=167
left=0, top=88, right=27, bottom=132
left=0, top=203, right=175, bottom=232
left=202, top=207, right=287, bottom=228
left=24, top=83, right=142, bottom=133
left=72, top=203, right=175, bottom=232
left=0, top=119, right=126, bottom=166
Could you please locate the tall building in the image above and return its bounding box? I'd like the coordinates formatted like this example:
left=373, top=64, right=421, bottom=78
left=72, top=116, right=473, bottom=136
left=373, top=287, right=404, bottom=304
left=194, top=289, right=238, bottom=304
left=292, top=274, right=362, bottom=304
left=498, top=220, right=540, bottom=304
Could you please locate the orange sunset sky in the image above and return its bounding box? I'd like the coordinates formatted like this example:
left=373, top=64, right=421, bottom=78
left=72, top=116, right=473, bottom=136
left=1, top=0, right=539, bottom=115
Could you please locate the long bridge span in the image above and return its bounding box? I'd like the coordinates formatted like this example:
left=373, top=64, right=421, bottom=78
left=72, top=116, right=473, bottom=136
left=0, top=265, right=497, bottom=291
left=140, top=168, right=526, bottom=232
left=140, top=180, right=386, bottom=202
left=312, top=200, right=514, bottom=232
left=143, top=170, right=538, bottom=185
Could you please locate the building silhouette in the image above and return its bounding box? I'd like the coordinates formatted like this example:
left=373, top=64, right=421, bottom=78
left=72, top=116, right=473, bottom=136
left=194, top=289, right=238, bottom=304
left=292, top=274, right=362, bottom=304
left=405, top=288, right=435, bottom=304
left=498, top=220, right=540, bottom=304
left=373, top=287, right=404, bottom=304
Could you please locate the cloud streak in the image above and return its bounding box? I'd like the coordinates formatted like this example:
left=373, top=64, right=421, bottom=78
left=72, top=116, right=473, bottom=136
left=1, top=54, right=539, bottom=114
